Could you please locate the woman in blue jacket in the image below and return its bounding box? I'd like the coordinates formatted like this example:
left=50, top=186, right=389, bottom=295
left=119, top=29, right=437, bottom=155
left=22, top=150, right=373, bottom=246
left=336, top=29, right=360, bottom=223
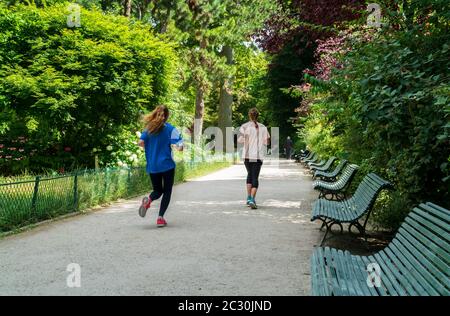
left=138, top=105, right=183, bottom=227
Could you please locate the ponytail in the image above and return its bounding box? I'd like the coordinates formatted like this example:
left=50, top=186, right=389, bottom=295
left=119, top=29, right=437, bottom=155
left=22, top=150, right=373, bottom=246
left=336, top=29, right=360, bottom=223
left=249, top=107, right=259, bottom=129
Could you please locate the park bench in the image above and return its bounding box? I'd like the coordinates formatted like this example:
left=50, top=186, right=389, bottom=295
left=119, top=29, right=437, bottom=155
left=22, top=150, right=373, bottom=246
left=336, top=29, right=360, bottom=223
left=310, top=157, right=337, bottom=172
left=297, top=151, right=312, bottom=162
left=298, top=150, right=310, bottom=158
left=311, top=173, right=392, bottom=245
left=302, top=152, right=317, bottom=164
left=295, top=154, right=304, bottom=162
left=313, top=164, right=359, bottom=200
left=308, top=159, right=326, bottom=169
left=299, top=151, right=313, bottom=162
left=304, top=154, right=320, bottom=166
left=313, top=159, right=347, bottom=181
left=301, top=151, right=313, bottom=159
left=311, top=202, right=450, bottom=296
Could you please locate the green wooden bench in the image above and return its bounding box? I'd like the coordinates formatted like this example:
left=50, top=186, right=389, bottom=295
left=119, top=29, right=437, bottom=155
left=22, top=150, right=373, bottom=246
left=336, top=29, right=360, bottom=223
left=313, top=164, right=359, bottom=200
left=299, top=151, right=311, bottom=159
left=308, top=159, right=326, bottom=169
left=311, top=173, right=392, bottom=245
left=301, top=152, right=316, bottom=163
left=313, top=159, right=348, bottom=181
left=304, top=153, right=319, bottom=165
left=311, top=157, right=337, bottom=172
left=311, top=202, right=450, bottom=296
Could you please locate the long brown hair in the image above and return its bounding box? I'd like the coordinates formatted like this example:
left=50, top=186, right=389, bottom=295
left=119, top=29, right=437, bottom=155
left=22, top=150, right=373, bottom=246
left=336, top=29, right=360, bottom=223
left=143, top=105, right=169, bottom=134
left=249, top=107, right=259, bottom=129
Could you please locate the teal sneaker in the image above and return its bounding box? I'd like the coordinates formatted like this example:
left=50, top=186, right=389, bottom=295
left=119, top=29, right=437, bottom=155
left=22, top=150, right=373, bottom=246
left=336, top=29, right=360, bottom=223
left=246, top=196, right=252, bottom=207
left=249, top=198, right=258, bottom=209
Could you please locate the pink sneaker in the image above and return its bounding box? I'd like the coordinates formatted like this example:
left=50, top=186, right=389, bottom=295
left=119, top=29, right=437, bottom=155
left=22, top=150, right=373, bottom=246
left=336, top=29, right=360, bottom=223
left=157, top=217, right=167, bottom=227
left=138, top=197, right=151, bottom=218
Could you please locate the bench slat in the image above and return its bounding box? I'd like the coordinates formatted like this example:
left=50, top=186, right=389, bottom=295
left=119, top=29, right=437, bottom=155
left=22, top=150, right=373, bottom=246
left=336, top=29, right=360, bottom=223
left=391, top=236, right=449, bottom=295
left=400, top=223, right=450, bottom=268
left=409, top=208, right=450, bottom=243
left=332, top=248, right=353, bottom=295
left=324, top=247, right=343, bottom=296
left=404, top=218, right=450, bottom=262
left=372, top=253, right=414, bottom=295
left=346, top=251, right=377, bottom=296
left=383, top=246, right=436, bottom=295
left=311, top=248, right=330, bottom=296
left=424, top=202, right=450, bottom=223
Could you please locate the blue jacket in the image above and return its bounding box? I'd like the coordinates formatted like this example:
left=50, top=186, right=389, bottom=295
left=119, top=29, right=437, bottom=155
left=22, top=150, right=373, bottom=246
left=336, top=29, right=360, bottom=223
left=140, top=123, right=183, bottom=174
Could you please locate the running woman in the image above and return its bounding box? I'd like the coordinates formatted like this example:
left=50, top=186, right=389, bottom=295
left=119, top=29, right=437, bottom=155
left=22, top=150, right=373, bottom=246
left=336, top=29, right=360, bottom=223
left=138, top=105, right=183, bottom=227
left=238, top=108, right=270, bottom=209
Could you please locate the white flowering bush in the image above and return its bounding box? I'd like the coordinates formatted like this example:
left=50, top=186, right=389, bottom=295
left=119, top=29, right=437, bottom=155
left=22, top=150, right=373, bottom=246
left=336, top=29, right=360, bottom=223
left=97, top=130, right=145, bottom=168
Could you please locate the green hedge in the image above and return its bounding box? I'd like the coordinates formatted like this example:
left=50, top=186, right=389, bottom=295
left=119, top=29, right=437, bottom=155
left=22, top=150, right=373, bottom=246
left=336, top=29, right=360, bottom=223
left=0, top=2, right=177, bottom=173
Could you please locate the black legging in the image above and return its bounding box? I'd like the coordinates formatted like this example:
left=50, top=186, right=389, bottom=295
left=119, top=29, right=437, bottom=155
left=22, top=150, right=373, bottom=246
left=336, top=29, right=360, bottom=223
left=244, top=159, right=263, bottom=189
left=149, top=168, right=175, bottom=217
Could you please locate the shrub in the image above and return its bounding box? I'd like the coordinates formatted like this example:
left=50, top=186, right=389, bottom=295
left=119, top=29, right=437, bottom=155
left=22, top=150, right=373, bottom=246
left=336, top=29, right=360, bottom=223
left=299, top=2, right=450, bottom=229
left=0, top=2, right=177, bottom=174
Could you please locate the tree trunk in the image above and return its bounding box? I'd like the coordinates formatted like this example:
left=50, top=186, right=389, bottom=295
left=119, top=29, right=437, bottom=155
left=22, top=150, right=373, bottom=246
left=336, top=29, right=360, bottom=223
left=218, top=45, right=234, bottom=151
left=193, top=39, right=208, bottom=146
left=194, top=85, right=205, bottom=145
left=124, top=0, right=132, bottom=17
left=159, top=3, right=172, bottom=34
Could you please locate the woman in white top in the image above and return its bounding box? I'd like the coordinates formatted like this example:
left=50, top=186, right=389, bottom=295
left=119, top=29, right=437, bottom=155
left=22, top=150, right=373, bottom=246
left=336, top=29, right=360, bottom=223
left=238, top=108, right=270, bottom=209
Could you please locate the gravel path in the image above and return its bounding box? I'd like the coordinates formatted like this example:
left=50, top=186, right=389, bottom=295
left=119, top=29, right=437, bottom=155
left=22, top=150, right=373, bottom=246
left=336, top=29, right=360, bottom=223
left=0, top=159, right=321, bottom=295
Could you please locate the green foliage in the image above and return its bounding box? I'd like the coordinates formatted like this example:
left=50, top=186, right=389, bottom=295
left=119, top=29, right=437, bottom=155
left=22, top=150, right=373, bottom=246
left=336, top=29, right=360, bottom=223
left=265, top=38, right=315, bottom=138
left=300, top=101, right=345, bottom=158
left=300, top=2, right=450, bottom=229
left=228, top=45, right=270, bottom=126
left=0, top=2, right=177, bottom=174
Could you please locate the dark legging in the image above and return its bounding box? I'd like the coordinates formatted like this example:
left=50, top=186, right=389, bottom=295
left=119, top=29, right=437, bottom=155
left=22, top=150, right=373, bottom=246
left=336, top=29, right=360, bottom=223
left=149, top=168, right=175, bottom=217
left=244, top=159, right=263, bottom=188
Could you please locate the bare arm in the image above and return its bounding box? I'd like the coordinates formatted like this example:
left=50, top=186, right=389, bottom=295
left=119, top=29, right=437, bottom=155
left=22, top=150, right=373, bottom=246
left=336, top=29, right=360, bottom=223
left=263, top=129, right=270, bottom=146
left=173, top=144, right=184, bottom=152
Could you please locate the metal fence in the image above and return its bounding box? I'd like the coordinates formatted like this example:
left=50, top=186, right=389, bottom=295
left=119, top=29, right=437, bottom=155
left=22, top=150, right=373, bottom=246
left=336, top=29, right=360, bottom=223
left=0, top=159, right=231, bottom=233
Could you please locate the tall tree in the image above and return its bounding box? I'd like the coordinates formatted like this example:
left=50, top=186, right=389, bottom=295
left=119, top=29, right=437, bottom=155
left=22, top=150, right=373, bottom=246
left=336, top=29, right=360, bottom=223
left=94, top=0, right=276, bottom=143
left=124, top=0, right=132, bottom=17
left=218, top=44, right=233, bottom=144
left=206, top=0, right=276, bottom=145
left=255, top=0, right=365, bottom=138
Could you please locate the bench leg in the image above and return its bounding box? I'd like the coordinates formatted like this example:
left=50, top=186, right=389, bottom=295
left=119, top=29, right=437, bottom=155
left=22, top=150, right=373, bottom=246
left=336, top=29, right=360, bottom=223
left=334, top=192, right=345, bottom=201
left=325, top=192, right=344, bottom=201
left=348, top=221, right=364, bottom=236
left=348, top=221, right=370, bottom=250
left=320, top=220, right=343, bottom=246
left=320, top=226, right=329, bottom=246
